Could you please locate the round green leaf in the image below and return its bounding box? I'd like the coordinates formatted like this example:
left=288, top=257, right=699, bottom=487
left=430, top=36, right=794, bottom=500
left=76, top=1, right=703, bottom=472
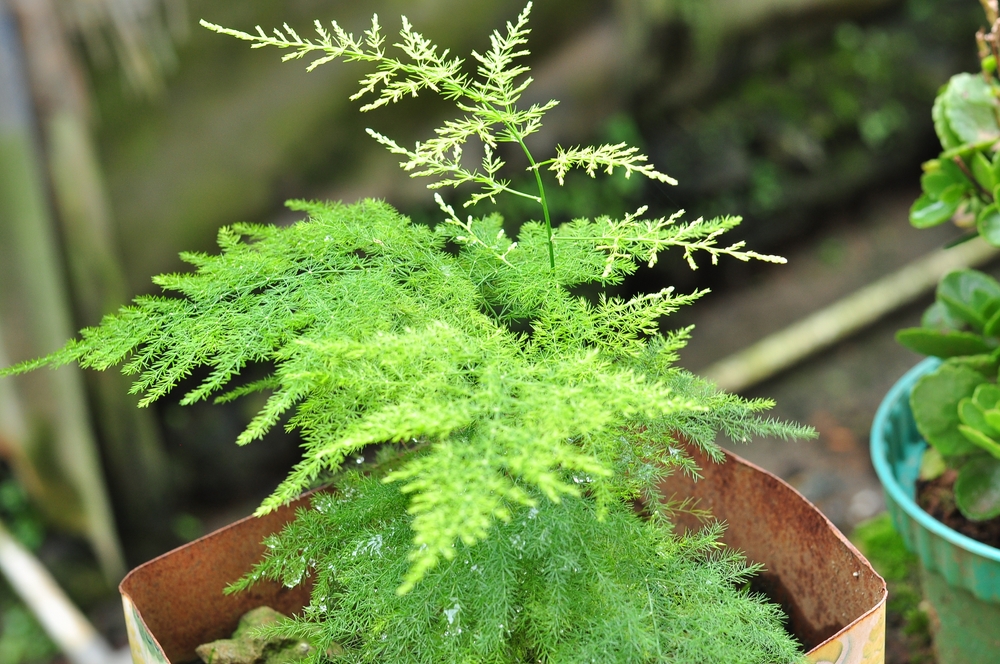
left=937, top=269, right=1000, bottom=330
left=958, top=424, right=1000, bottom=459
left=895, top=328, right=990, bottom=357
left=984, top=409, right=1000, bottom=440
left=933, top=92, right=962, bottom=150
left=978, top=204, right=1000, bottom=246
left=943, top=73, right=1000, bottom=144
left=958, top=397, right=1000, bottom=437
left=919, top=446, right=947, bottom=481
left=955, top=456, right=1000, bottom=520
left=941, top=354, right=999, bottom=378
left=910, top=193, right=960, bottom=228
left=972, top=382, right=1000, bottom=410
left=921, top=160, right=965, bottom=197
left=910, top=364, right=984, bottom=456
left=921, top=300, right=966, bottom=332
left=939, top=182, right=970, bottom=204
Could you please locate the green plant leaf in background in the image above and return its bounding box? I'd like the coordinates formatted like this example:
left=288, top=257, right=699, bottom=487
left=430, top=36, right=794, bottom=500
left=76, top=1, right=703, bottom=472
left=911, top=363, right=983, bottom=457
left=937, top=269, right=1000, bottom=331
left=942, top=73, right=1000, bottom=144
left=910, top=191, right=961, bottom=228
left=933, top=90, right=963, bottom=151
left=921, top=300, right=966, bottom=332
left=895, top=328, right=991, bottom=357
left=976, top=203, right=1000, bottom=245
left=955, top=456, right=1000, bottom=520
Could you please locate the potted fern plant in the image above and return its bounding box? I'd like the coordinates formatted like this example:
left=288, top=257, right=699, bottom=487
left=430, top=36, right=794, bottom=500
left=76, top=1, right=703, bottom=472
left=4, top=4, right=887, bottom=662
left=872, top=2, right=1000, bottom=661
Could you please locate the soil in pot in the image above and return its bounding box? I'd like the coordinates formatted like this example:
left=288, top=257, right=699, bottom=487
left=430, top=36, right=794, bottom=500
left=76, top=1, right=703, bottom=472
left=916, top=470, right=1000, bottom=549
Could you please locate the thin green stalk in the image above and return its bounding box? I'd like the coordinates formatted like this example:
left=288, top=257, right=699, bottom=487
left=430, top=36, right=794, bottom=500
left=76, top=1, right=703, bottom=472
left=507, top=123, right=554, bottom=269
left=481, top=95, right=555, bottom=270
left=496, top=184, right=542, bottom=203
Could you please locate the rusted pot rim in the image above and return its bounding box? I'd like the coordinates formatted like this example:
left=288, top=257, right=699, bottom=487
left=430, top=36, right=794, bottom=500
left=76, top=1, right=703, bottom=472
left=719, top=449, right=887, bottom=655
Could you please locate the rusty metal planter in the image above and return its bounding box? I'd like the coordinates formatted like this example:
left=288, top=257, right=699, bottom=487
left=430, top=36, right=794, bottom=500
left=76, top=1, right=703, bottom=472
left=120, top=448, right=886, bottom=664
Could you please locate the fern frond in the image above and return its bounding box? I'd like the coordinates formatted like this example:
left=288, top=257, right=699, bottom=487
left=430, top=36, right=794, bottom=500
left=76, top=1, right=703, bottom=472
left=558, top=208, right=788, bottom=277
left=470, top=2, right=534, bottom=109
left=235, top=478, right=805, bottom=663
left=542, top=142, right=679, bottom=186
left=5, top=0, right=814, bottom=623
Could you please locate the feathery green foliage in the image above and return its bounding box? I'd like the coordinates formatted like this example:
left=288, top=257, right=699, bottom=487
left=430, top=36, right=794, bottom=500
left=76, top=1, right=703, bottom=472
left=6, top=198, right=810, bottom=591
left=236, top=474, right=803, bottom=664
left=198, top=3, right=783, bottom=271
left=2, top=3, right=815, bottom=661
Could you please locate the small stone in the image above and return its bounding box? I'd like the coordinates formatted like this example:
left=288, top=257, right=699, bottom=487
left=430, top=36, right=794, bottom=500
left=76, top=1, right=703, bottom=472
left=195, top=606, right=313, bottom=664
left=195, top=636, right=264, bottom=664
left=233, top=607, right=286, bottom=638
left=262, top=639, right=313, bottom=664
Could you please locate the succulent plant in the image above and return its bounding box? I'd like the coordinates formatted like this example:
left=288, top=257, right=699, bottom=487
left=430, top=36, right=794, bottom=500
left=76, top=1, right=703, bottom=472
left=912, top=62, right=1000, bottom=241
left=900, top=269, right=1000, bottom=521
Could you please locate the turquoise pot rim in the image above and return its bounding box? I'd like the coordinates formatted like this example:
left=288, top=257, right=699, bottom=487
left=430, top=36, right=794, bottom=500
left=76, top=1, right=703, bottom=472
left=870, top=357, right=1000, bottom=563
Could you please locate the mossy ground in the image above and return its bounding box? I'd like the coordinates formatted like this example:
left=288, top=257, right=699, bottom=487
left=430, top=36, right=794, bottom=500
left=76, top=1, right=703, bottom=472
left=850, top=513, right=934, bottom=664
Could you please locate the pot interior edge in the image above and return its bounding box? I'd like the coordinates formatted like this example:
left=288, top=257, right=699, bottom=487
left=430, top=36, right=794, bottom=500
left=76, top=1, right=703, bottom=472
left=661, top=445, right=886, bottom=653
left=119, top=495, right=314, bottom=662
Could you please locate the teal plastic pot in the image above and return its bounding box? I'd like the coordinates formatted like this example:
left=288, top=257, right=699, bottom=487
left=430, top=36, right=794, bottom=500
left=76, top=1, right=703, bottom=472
left=871, top=358, right=1000, bottom=662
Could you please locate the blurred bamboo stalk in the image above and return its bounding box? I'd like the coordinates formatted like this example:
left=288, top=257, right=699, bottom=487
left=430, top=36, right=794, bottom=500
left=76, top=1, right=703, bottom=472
left=702, top=237, right=1000, bottom=393
left=8, top=0, right=174, bottom=565
left=0, top=518, right=129, bottom=664
left=0, top=327, right=45, bottom=499
left=0, top=0, right=125, bottom=580
left=58, top=0, right=188, bottom=97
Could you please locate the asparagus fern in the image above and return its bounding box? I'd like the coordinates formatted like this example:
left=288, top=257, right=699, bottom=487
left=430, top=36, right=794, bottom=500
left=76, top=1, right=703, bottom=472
left=239, top=474, right=804, bottom=664
left=3, top=4, right=815, bottom=661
